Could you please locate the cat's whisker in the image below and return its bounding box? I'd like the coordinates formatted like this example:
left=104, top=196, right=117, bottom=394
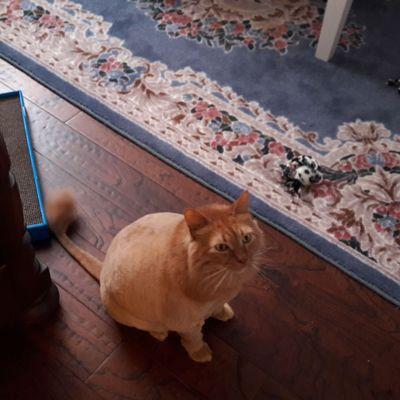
left=256, top=258, right=280, bottom=267
left=201, top=268, right=227, bottom=291
left=261, top=245, right=276, bottom=251
left=214, top=272, right=227, bottom=292
left=250, top=263, right=261, bottom=272
left=205, top=269, right=223, bottom=278
left=213, top=269, right=232, bottom=293
left=203, top=267, right=226, bottom=282
left=252, top=247, right=276, bottom=256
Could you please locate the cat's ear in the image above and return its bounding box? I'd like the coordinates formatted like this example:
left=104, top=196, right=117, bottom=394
left=184, top=208, right=209, bottom=235
left=232, top=191, right=250, bottom=214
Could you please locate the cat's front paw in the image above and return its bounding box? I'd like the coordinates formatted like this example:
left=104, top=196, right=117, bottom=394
left=189, top=342, right=213, bottom=363
left=149, top=331, right=168, bottom=342
left=212, top=303, right=234, bottom=322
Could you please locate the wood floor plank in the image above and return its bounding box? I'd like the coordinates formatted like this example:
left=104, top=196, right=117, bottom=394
left=151, top=332, right=270, bottom=400
left=211, top=292, right=400, bottom=400
left=254, top=376, right=301, bottom=400
left=27, top=101, right=188, bottom=220
left=67, top=112, right=224, bottom=207
left=0, top=331, right=103, bottom=400
left=37, top=241, right=111, bottom=325
left=0, top=59, right=80, bottom=122
left=36, top=151, right=132, bottom=254
left=256, top=224, right=400, bottom=344
left=87, top=327, right=276, bottom=400
left=87, top=335, right=205, bottom=400
left=27, top=285, right=122, bottom=381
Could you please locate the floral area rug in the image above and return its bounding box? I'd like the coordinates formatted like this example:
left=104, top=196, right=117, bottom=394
left=1, top=0, right=399, bottom=304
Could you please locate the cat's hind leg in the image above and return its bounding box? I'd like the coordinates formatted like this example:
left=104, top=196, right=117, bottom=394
left=149, top=331, right=169, bottom=342
left=212, top=303, right=234, bottom=322
left=179, top=322, right=212, bottom=363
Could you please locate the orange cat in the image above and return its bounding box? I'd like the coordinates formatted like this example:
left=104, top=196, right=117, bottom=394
left=47, top=190, right=265, bottom=362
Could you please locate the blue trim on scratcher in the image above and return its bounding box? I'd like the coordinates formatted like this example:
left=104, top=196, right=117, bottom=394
left=19, top=92, right=48, bottom=226
left=0, top=89, right=49, bottom=241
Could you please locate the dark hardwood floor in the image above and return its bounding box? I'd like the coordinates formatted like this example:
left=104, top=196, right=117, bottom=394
left=0, top=59, right=399, bottom=400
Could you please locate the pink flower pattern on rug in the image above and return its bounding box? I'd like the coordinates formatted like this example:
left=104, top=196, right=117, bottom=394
left=131, top=0, right=365, bottom=54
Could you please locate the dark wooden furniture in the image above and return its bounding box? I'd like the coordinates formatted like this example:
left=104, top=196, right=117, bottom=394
left=0, top=131, right=58, bottom=330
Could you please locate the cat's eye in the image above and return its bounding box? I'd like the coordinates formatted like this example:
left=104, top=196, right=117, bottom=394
left=242, top=233, right=253, bottom=244
left=215, top=243, right=229, bottom=252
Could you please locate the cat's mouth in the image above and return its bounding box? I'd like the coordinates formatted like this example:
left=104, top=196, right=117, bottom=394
left=228, top=261, right=251, bottom=272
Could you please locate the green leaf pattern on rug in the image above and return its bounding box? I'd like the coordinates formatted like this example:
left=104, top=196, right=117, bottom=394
left=131, top=0, right=364, bottom=54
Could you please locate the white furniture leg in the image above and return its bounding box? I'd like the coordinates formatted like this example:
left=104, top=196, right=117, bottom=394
left=315, top=0, right=353, bottom=61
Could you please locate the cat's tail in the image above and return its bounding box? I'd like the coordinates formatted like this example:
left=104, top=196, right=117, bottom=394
left=46, top=189, right=102, bottom=281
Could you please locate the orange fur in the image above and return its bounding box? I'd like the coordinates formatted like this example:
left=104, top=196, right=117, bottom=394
left=46, top=189, right=102, bottom=280
left=47, top=190, right=265, bottom=362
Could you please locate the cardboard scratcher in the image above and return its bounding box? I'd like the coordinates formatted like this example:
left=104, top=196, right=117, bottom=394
left=0, top=91, right=48, bottom=241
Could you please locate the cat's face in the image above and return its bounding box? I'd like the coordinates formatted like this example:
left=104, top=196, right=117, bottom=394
left=184, top=192, right=264, bottom=271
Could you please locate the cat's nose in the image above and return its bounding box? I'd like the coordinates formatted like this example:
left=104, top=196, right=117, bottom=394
left=234, top=252, right=247, bottom=264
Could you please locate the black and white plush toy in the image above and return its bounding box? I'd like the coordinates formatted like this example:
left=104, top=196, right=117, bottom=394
left=280, top=155, right=322, bottom=195
left=387, top=77, right=400, bottom=94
